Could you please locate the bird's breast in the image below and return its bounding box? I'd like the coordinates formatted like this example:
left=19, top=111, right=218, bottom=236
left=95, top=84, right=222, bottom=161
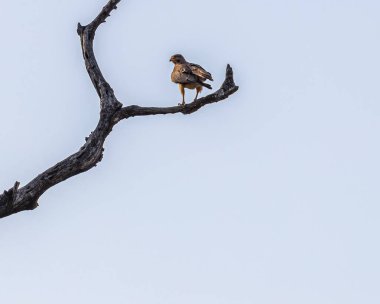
left=171, top=70, right=178, bottom=83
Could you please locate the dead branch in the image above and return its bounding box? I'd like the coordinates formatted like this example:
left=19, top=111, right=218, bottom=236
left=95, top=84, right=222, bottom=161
left=0, top=0, right=239, bottom=219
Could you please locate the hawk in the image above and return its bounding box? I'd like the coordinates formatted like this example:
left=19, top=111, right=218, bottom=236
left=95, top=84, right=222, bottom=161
left=170, top=54, right=213, bottom=105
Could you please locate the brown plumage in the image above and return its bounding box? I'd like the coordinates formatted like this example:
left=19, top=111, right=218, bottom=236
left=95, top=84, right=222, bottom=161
left=170, top=54, right=213, bottom=105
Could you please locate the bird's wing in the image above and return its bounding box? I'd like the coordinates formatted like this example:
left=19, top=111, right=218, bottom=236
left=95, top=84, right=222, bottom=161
left=172, top=64, right=198, bottom=84
left=189, top=63, right=214, bottom=81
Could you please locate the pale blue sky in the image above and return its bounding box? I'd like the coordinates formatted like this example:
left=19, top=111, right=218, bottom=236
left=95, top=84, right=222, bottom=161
left=1, top=0, right=380, bottom=303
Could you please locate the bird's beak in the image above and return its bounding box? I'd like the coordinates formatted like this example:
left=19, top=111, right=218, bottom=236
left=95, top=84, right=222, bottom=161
left=169, top=57, right=174, bottom=62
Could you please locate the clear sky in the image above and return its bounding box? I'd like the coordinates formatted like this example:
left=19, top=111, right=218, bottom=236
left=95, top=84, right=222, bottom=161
left=1, top=0, right=380, bottom=303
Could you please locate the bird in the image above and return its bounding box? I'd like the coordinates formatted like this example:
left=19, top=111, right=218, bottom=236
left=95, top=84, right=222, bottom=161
left=170, top=54, right=213, bottom=106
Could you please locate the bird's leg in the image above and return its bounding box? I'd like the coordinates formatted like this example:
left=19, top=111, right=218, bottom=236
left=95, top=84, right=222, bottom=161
left=194, top=86, right=202, bottom=101
left=194, top=91, right=199, bottom=101
left=178, top=84, right=185, bottom=106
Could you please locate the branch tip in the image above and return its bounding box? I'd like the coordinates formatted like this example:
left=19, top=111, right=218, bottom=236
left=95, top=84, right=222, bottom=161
left=77, top=23, right=85, bottom=35
left=13, top=181, right=20, bottom=191
left=226, top=64, right=233, bottom=77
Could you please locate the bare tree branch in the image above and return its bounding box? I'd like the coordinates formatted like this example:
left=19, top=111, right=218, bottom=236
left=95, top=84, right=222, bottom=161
left=77, top=0, right=122, bottom=108
left=115, top=65, right=238, bottom=120
left=0, top=0, right=239, bottom=219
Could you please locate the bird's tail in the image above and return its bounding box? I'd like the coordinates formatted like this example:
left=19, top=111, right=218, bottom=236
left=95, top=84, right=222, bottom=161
left=200, top=82, right=212, bottom=90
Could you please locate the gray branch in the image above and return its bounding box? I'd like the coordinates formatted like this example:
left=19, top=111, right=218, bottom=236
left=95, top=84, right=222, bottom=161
left=0, top=0, right=239, bottom=219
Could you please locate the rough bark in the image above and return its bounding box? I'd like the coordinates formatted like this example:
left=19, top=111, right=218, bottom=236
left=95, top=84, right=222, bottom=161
left=0, top=0, right=239, bottom=219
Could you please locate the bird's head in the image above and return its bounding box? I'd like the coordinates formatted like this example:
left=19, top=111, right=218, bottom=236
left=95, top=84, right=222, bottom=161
left=170, top=54, right=186, bottom=64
